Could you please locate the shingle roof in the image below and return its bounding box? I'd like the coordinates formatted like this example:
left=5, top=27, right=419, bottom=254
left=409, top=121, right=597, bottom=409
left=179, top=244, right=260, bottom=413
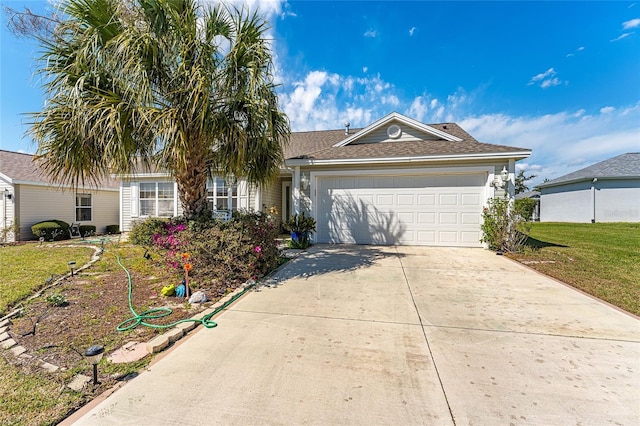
left=0, top=150, right=119, bottom=189
left=538, top=153, right=640, bottom=188
left=286, top=122, right=529, bottom=162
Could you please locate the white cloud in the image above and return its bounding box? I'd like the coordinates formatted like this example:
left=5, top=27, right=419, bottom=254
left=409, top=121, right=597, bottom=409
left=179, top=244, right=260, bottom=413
left=528, top=68, right=564, bottom=88
left=577, top=46, right=585, bottom=51
left=566, top=53, right=574, bottom=58
left=409, top=27, right=416, bottom=36
left=364, top=29, right=377, bottom=38
left=529, top=68, right=555, bottom=84
left=362, top=66, right=368, bottom=73
left=408, top=96, right=429, bottom=122
left=611, top=33, right=632, bottom=42
left=623, top=18, right=640, bottom=29
left=459, top=103, right=640, bottom=184
left=540, top=78, right=561, bottom=88
left=600, top=106, right=615, bottom=114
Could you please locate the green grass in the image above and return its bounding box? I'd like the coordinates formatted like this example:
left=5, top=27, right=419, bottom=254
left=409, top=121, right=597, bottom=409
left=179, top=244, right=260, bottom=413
left=0, top=244, right=95, bottom=315
left=510, top=222, right=640, bottom=316
left=0, top=357, right=85, bottom=426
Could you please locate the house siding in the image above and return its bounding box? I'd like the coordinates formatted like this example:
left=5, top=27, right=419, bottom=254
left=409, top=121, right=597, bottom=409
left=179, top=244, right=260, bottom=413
left=352, top=125, right=439, bottom=145
left=121, top=177, right=259, bottom=231
left=540, top=179, right=640, bottom=222
left=16, top=184, right=118, bottom=239
left=0, top=180, right=16, bottom=242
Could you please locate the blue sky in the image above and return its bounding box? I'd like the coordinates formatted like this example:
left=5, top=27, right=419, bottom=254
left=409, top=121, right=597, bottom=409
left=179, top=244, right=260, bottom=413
left=1, top=1, right=639, bottom=185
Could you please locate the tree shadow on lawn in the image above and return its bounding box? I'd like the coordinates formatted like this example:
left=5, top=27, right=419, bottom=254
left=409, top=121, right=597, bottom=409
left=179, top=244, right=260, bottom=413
left=524, top=236, right=568, bottom=249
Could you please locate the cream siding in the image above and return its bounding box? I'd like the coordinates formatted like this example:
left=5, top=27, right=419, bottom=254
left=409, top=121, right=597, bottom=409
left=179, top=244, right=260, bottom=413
left=16, top=184, right=118, bottom=240
left=1, top=180, right=16, bottom=242
left=120, top=177, right=260, bottom=231
left=351, top=125, right=440, bottom=145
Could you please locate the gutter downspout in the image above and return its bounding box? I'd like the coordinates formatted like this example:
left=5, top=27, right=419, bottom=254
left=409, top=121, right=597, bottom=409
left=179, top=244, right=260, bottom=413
left=591, top=178, right=597, bottom=223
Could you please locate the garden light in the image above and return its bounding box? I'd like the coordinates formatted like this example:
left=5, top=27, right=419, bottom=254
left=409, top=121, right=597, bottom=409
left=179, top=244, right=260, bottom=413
left=68, top=261, right=76, bottom=276
left=85, top=344, right=104, bottom=385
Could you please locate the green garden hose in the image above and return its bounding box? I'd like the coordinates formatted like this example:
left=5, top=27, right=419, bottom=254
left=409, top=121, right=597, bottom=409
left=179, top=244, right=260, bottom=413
left=74, top=238, right=282, bottom=333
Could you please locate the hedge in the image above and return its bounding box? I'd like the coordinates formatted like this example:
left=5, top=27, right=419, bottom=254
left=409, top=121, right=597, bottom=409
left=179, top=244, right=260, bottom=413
left=31, top=220, right=70, bottom=241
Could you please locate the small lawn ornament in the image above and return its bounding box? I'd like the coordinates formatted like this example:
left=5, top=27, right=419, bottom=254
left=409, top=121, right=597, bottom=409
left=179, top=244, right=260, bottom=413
left=161, top=284, right=176, bottom=297
left=188, top=290, right=207, bottom=304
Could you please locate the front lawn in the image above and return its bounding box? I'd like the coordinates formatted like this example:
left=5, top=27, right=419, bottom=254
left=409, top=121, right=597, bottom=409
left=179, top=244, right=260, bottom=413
left=0, top=244, right=95, bottom=315
left=509, top=222, right=640, bottom=316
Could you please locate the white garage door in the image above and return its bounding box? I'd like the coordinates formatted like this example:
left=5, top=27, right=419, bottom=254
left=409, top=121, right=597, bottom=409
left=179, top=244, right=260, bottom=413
left=316, top=174, right=485, bottom=246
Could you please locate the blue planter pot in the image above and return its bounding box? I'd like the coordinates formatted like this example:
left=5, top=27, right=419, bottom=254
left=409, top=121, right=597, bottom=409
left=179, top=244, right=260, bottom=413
left=291, top=231, right=308, bottom=242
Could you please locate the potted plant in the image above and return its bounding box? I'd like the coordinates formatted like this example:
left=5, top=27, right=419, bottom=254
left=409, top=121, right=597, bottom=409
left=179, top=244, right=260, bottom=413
left=283, top=212, right=317, bottom=249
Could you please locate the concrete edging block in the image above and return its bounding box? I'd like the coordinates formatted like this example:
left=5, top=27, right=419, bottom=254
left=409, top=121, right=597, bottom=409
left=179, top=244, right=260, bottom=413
left=146, top=335, right=169, bottom=354
left=164, top=328, right=184, bottom=344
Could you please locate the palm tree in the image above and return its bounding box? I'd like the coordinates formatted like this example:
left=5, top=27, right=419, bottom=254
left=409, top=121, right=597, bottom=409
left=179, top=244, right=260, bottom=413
left=27, top=0, right=289, bottom=218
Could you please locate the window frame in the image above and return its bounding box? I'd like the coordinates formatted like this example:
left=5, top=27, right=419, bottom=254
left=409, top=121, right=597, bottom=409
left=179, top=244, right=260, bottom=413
left=75, top=193, right=93, bottom=222
left=207, top=178, right=238, bottom=212
left=139, top=182, right=175, bottom=218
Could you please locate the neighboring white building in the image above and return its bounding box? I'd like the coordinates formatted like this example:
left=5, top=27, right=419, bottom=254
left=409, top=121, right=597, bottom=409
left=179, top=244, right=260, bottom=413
left=538, top=153, right=640, bottom=223
left=119, top=112, right=532, bottom=247
left=0, top=150, right=120, bottom=242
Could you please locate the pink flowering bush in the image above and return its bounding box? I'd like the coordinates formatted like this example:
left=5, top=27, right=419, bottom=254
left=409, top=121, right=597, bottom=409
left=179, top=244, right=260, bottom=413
left=130, top=212, right=280, bottom=293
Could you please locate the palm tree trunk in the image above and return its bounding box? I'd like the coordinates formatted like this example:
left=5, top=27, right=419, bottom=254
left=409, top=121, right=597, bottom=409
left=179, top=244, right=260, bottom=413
left=175, top=153, right=209, bottom=219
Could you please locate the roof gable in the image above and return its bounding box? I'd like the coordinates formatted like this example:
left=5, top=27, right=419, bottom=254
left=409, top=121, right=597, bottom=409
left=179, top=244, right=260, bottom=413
left=539, top=153, right=640, bottom=188
left=333, top=112, right=463, bottom=147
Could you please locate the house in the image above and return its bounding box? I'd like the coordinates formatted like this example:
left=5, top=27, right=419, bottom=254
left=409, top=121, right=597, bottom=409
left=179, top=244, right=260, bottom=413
left=538, top=153, right=640, bottom=223
left=119, top=112, right=531, bottom=247
left=0, top=150, right=120, bottom=242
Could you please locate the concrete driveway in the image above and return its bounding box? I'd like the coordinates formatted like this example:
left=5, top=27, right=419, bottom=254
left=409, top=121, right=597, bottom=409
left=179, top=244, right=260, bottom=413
left=71, top=245, right=639, bottom=425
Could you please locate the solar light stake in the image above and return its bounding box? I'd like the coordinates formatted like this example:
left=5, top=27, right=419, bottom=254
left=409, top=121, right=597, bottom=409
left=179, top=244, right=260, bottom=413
left=85, top=345, right=104, bottom=385
left=68, top=261, right=76, bottom=276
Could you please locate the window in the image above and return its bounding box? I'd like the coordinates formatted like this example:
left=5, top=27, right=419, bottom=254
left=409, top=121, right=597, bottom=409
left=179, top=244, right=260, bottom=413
left=75, top=194, right=92, bottom=221
left=140, top=182, right=175, bottom=217
left=207, top=178, right=238, bottom=211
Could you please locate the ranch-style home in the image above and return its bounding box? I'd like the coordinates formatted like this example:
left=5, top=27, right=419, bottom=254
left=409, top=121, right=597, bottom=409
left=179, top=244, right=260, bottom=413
left=0, top=150, right=120, bottom=242
left=119, top=112, right=531, bottom=247
left=538, top=152, right=640, bottom=223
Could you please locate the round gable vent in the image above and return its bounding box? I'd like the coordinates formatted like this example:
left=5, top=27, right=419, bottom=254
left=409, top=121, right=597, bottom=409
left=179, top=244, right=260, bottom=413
left=387, top=124, right=402, bottom=139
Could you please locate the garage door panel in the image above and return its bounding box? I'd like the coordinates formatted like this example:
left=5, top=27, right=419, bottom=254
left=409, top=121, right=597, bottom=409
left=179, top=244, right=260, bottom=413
left=317, top=173, right=485, bottom=247
left=461, top=193, right=481, bottom=206
left=439, top=212, right=458, bottom=225
left=418, top=194, right=436, bottom=205
left=397, top=194, right=415, bottom=206
left=418, top=212, right=436, bottom=224
left=439, top=194, right=459, bottom=205
left=417, top=230, right=436, bottom=243
left=461, top=212, right=481, bottom=225
left=376, top=194, right=394, bottom=205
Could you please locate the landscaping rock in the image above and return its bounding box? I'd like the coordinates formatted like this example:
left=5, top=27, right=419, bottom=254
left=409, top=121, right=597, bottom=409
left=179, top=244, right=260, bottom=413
left=107, top=341, right=149, bottom=364
left=188, top=290, right=207, bottom=304
left=0, top=325, right=8, bottom=334
left=10, top=345, right=27, bottom=357
left=40, top=361, right=59, bottom=373
left=0, top=331, right=10, bottom=342
left=1, top=338, right=17, bottom=349
left=67, top=374, right=92, bottom=391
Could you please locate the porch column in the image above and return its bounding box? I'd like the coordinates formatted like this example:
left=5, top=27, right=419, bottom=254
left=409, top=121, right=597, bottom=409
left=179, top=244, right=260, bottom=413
left=293, top=166, right=301, bottom=215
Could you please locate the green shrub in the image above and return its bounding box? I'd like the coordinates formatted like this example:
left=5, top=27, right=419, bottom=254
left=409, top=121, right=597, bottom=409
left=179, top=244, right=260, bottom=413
left=480, top=197, right=531, bottom=253
left=283, top=212, right=317, bottom=249
left=79, top=225, right=96, bottom=237
left=129, top=218, right=170, bottom=245
left=31, top=220, right=70, bottom=241
left=45, top=291, right=67, bottom=307
left=514, top=198, right=537, bottom=221
left=106, top=224, right=120, bottom=234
